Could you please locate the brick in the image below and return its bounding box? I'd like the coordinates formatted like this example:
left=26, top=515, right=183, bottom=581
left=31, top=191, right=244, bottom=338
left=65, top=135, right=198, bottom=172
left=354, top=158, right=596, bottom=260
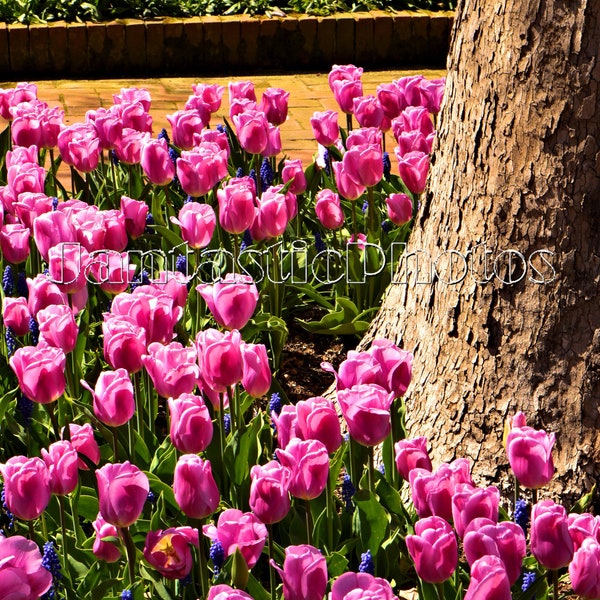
left=201, top=17, right=223, bottom=72
left=335, top=14, right=355, bottom=64
left=145, top=21, right=165, bottom=74
left=221, top=19, right=241, bottom=70
left=258, top=18, right=278, bottom=66
left=66, top=24, right=87, bottom=75
left=392, top=14, right=416, bottom=66
left=371, top=12, right=394, bottom=66
left=183, top=18, right=204, bottom=72
left=8, top=24, right=29, bottom=76
left=28, top=24, right=51, bottom=75
left=237, top=15, right=260, bottom=71
left=124, top=20, right=146, bottom=72
left=354, top=13, right=374, bottom=67
left=106, top=22, right=126, bottom=74
left=427, top=13, right=452, bottom=66
left=298, top=16, right=318, bottom=68
left=315, top=17, right=335, bottom=66
left=279, top=17, right=302, bottom=69
left=0, top=23, right=9, bottom=77
left=47, top=22, right=68, bottom=75
left=86, top=23, right=107, bottom=75
left=163, top=20, right=185, bottom=74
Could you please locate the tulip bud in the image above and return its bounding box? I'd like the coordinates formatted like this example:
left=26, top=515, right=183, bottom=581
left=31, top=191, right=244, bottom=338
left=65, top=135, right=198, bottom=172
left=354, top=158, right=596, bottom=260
left=173, top=455, right=220, bottom=520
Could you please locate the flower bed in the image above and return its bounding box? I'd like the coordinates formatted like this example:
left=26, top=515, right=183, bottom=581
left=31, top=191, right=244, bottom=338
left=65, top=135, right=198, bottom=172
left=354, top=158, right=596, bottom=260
left=0, top=66, right=593, bottom=600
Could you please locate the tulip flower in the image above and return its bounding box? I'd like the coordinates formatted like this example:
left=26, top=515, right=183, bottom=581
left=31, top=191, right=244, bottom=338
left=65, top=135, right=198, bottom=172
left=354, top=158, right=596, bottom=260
left=196, top=273, right=259, bottom=331
left=328, top=65, right=364, bottom=115
left=102, top=314, right=147, bottom=374
left=329, top=571, right=396, bottom=600
left=173, top=455, right=220, bottom=520
left=168, top=393, right=213, bottom=454
left=41, top=440, right=79, bottom=495
left=369, top=338, right=413, bottom=397
left=310, top=110, right=340, bottom=146
left=241, top=342, right=272, bottom=397
left=114, top=128, right=149, bottom=164
left=295, top=396, right=343, bottom=454
left=0, top=535, right=52, bottom=598
left=81, top=368, right=135, bottom=428
left=197, top=329, right=244, bottom=392
left=271, top=404, right=299, bottom=450
left=352, top=95, right=384, bottom=129
left=233, top=110, right=269, bottom=154
left=37, top=304, right=78, bottom=353
left=0, top=456, right=52, bottom=520
left=57, top=123, right=101, bottom=172
left=143, top=527, right=199, bottom=580
left=261, top=87, right=290, bottom=126
left=332, top=160, right=365, bottom=201
left=315, top=189, right=344, bottom=229
left=96, top=461, right=149, bottom=528
left=570, top=537, right=600, bottom=599
left=568, top=512, right=600, bottom=552
left=203, top=508, right=268, bottom=569
left=406, top=516, right=458, bottom=583
left=32, top=210, right=78, bottom=262
left=47, top=242, right=90, bottom=294
left=120, top=196, right=148, bottom=239
left=531, top=499, right=574, bottom=570
left=2, top=297, right=32, bottom=336
left=396, top=150, right=430, bottom=195
left=276, top=438, right=329, bottom=501
left=463, top=518, right=527, bottom=585
left=190, top=82, right=225, bottom=113
left=249, top=460, right=291, bottom=524
left=9, top=344, right=66, bottom=404
left=451, top=483, right=500, bottom=539
left=250, top=187, right=291, bottom=241
left=170, top=202, right=216, bottom=249
left=386, top=192, right=413, bottom=226
left=282, top=159, right=307, bottom=195
left=64, top=422, right=101, bottom=469
left=271, top=544, right=328, bottom=600
left=217, top=177, right=257, bottom=235
left=377, top=82, right=406, bottom=121
left=208, top=585, right=253, bottom=600
left=394, top=436, right=432, bottom=480
left=141, top=137, right=175, bottom=185
left=176, top=143, right=228, bottom=197
left=92, top=513, right=122, bottom=562
left=87, top=106, right=123, bottom=150
left=142, top=341, right=199, bottom=399
left=394, top=105, right=434, bottom=136
left=418, top=78, right=446, bottom=114
left=113, top=86, right=152, bottom=111
left=167, top=109, right=207, bottom=150
left=0, top=223, right=31, bottom=264
left=395, top=130, right=433, bottom=156
left=463, top=555, right=512, bottom=600
left=229, top=80, right=257, bottom=103
left=505, top=418, right=555, bottom=489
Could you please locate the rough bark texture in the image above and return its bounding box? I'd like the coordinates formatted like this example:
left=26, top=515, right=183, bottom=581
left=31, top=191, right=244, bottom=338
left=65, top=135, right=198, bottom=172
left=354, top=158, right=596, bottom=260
left=364, top=0, right=600, bottom=503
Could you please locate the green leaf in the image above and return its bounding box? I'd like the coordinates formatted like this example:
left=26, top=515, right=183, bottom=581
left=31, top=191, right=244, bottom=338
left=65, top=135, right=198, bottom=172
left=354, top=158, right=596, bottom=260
left=353, top=489, right=390, bottom=553
left=149, top=437, right=177, bottom=478
left=325, top=551, right=348, bottom=578
left=246, top=572, right=271, bottom=600
left=571, top=483, right=596, bottom=514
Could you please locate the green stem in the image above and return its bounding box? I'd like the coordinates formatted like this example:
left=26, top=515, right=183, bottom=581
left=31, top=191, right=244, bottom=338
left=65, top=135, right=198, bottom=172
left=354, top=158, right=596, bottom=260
left=268, top=524, right=276, bottom=600
left=45, top=403, right=60, bottom=439
left=120, top=527, right=137, bottom=588
left=191, top=518, right=209, bottom=599
left=305, top=499, right=313, bottom=546
left=552, top=569, right=558, bottom=600
left=390, top=399, right=400, bottom=489
left=435, top=582, right=445, bottom=600
left=368, top=445, right=375, bottom=496
left=233, top=234, right=239, bottom=274
left=532, top=488, right=538, bottom=506
left=110, top=151, right=118, bottom=207
left=112, top=427, right=119, bottom=462
left=226, top=387, right=236, bottom=437
left=346, top=113, right=352, bottom=133
left=367, top=186, right=375, bottom=236
left=326, top=472, right=334, bottom=551
left=58, top=495, right=72, bottom=600
left=219, top=393, right=226, bottom=489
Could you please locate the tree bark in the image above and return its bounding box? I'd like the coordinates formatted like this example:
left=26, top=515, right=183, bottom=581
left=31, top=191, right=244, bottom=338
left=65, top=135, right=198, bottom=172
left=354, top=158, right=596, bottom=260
left=364, top=0, right=600, bottom=503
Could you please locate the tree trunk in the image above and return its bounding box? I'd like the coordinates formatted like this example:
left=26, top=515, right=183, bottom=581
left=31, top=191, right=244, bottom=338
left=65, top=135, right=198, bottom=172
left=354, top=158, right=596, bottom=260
left=364, top=0, right=600, bottom=503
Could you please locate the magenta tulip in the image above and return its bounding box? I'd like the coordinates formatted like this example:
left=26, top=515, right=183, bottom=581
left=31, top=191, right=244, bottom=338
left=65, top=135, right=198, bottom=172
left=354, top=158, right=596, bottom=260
left=315, top=189, right=344, bottom=229
left=229, top=80, right=257, bottom=103
left=26, top=274, right=68, bottom=317
left=65, top=422, right=101, bottom=469
left=328, top=65, right=364, bottom=114
left=48, top=242, right=89, bottom=294
left=406, top=516, right=458, bottom=583
left=217, top=177, right=257, bottom=235
left=369, top=338, right=413, bottom=397
left=505, top=420, right=555, bottom=489
left=241, top=341, right=272, bottom=397
left=394, top=130, right=433, bottom=155
left=32, top=210, right=77, bottom=262
left=377, top=82, right=406, bottom=121
left=176, top=143, right=228, bottom=198
left=0, top=535, right=52, bottom=598
left=102, top=314, right=147, bottom=374
left=394, top=105, right=434, bottom=136
left=276, top=438, right=329, bottom=501
left=2, top=297, right=31, bottom=336
left=310, top=110, right=340, bottom=147
left=96, top=461, right=149, bottom=528
left=386, top=193, right=413, bottom=226
left=332, top=160, right=365, bottom=201
left=170, top=202, right=216, bottom=249
left=168, top=393, right=213, bottom=454
left=271, top=544, right=328, bottom=600
left=418, top=78, right=446, bottom=114
left=92, top=513, right=122, bottom=562
left=113, top=86, right=152, bottom=111
left=397, top=150, right=429, bottom=195
left=295, top=396, right=342, bottom=454
left=394, top=436, right=432, bottom=480
left=87, top=106, right=123, bottom=150
left=271, top=404, right=299, bottom=450
left=142, top=341, right=199, bottom=399
left=249, top=460, right=291, bottom=524
left=568, top=512, right=600, bottom=551
left=141, top=137, right=175, bottom=185
left=37, top=304, right=78, bottom=353
left=250, top=187, right=290, bottom=241
left=451, top=483, right=500, bottom=539
left=120, top=196, right=148, bottom=239
left=167, top=109, right=207, bottom=150
left=203, top=508, right=268, bottom=569
left=173, top=455, right=220, bottom=519
left=81, top=368, right=135, bottom=428
left=57, top=123, right=101, bottom=172
left=41, top=440, right=79, bottom=495
left=1, top=456, right=51, bottom=520
left=196, top=273, right=259, bottom=330
left=0, top=223, right=30, bottom=264
left=233, top=110, right=269, bottom=154
left=197, top=328, right=244, bottom=392
left=208, top=585, right=254, bottom=600
left=261, top=87, right=290, bottom=126
left=570, top=538, right=600, bottom=599
left=353, top=95, right=384, bottom=129
left=9, top=344, right=66, bottom=404
left=190, top=83, right=225, bottom=113
left=463, top=555, right=512, bottom=600
left=143, top=527, right=199, bottom=580
left=463, top=518, right=527, bottom=585
left=114, top=128, right=149, bottom=164
left=329, top=572, right=395, bottom=600
left=282, top=159, right=307, bottom=195
left=531, top=499, right=574, bottom=570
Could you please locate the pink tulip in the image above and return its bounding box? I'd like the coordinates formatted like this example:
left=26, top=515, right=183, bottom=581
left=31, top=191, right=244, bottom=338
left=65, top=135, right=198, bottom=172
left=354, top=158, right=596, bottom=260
left=87, top=106, right=123, bottom=150
left=190, top=83, right=225, bottom=113
left=113, top=87, right=152, bottom=112
left=276, top=438, right=329, bottom=501
left=102, top=314, right=147, bottom=374
left=315, top=189, right=344, bottom=229
left=41, top=440, right=79, bottom=495
left=81, top=368, right=135, bottom=428
left=570, top=538, right=600, bottom=599
left=463, top=555, right=512, bottom=600
left=117, top=101, right=152, bottom=133
left=11, top=107, right=44, bottom=148
left=26, top=274, right=68, bottom=316
left=141, top=137, right=175, bottom=186
left=568, top=512, right=600, bottom=552
left=271, top=404, right=299, bottom=450
left=463, top=518, right=527, bottom=585
left=167, top=109, right=208, bottom=150
left=229, top=80, right=257, bottom=103
left=451, top=483, right=500, bottom=539
left=295, top=396, right=342, bottom=454
left=5, top=144, right=38, bottom=168
left=310, top=110, right=340, bottom=147
left=144, top=527, right=199, bottom=580
left=322, top=350, right=383, bottom=391
left=353, top=95, right=384, bottom=129
left=377, top=82, right=406, bottom=121
left=241, top=342, right=272, bottom=397
left=418, top=78, right=445, bottom=114
left=168, top=393, right=213, bottom=454
left=0, top=83, right=38, bottom=119
left=170, top=202, right=216, bottom=248
left=397, top=150, right=430, bottom=195
left=328, top=65, right=364, bottom=114
left=395, top=75, right=425, bottom=108
left=86, top=250, right=137, bottom=295
left=329, top=572, right=395, bottom=600
left=249, top=460, right=291, bottom=524
left=346, top=127, right=382, bottom=150
left=194, top=127, right=230, bottom=157
left=0, top=223, right=30, bottom=264
left=176, top=143, right=228, bottom=197
left=173, top=455, right=220, bottom=519
left=114, top=128, right=149, bottom=164
left=64, top=422, right=100, bottom=469
left=92, top=513, right=121, bottom=562
left=271, top=544, right=328, bottom=600
left=142, top=341, right=199, bottom=399
left=0, top=535, right=52, bottom=597
left=369, top=339, right=413, bottom=396
left=217, top=177, right=257, bottom=234
left=341, top=143, right=383, bottom=188
left=2, top=297, right=31, bottom=336
left=14, top=192, right=53, bottom=230
left=394, top=105, right=434, bottom=136
left=1, top=456, right=51, bottom=520
left=208, top=585, right=254, bottom=600
left=394, top=437, right=432, bottom=480
left=506, top=419, right=555, bottom=489
left=409, top=459, right=473, bottom=522
left=332, top=160, right=365, bottom=201
left=261, top=87, right=290, bottom=126
left=394, top=130, right=433, bottom=156
left=281, top=159, right=307, bottom=195
left=120, top=196, right=148, bottom=239
left=37, top=304, right=78, bottom=353
left=32, top=210, right=77, bottom=262
left=203, top=508, right=268, bottom=569
left=47, top=242, right=89, bottom=294
left=406, top=516, right=457, bottom=583
left=386, top=193, right=413, bottom=226
left=233, top=110, right=270, bottom=154
left=197, top=328, right=244, bottom=392
left=197, top=273, right=259, bottom=331
left=96, top=461, right=149, bottom=528
left=57, top=123, right=101, bottom=172
left=337, top=384, right=394, bottom=447
left=230, top=98, right=257, bottom=119
left=9, top=344, right=66, bottom=404
left=531, top=499, right=574, bottom=570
